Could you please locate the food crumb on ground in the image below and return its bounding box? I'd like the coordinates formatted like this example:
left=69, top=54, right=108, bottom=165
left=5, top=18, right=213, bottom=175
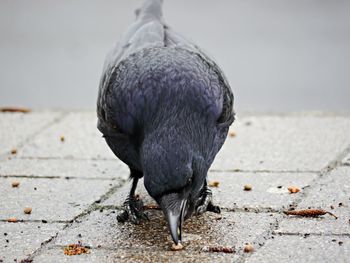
left=228, top=131, right=236, bottom=137
left=0, top=107, right=31, bottom=113
left=11, top=181, right=20, bottom=187
left=7, top=217, right=18, bottom=223
left=143, top=204, right=160, bottom=210
left=208, top=181, right=220, bottom=187
left=171, top=243, right=183, bottom=251
left=283, top=209, right=338, bottom=219
left=24, top=207, right=32, bottom=214
left=243, top=184, right=252, bottom=191
left=243, top=244, right=254, bottom=253
left=64, top=243, right=90, bottom=256
left=287, top=186, right=300, bottom=194
left=203, top=246, right=235, bottom=253
left=10, top=148, right=17, bottom=155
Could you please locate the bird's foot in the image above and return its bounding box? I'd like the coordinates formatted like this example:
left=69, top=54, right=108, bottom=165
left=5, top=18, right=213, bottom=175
left=195, top=187, right=221, bottom=215
left=117, top=195, right=149, bottom=224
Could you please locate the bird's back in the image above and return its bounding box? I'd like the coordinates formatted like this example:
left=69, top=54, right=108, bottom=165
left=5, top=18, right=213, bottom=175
left=97, top=0, right=234, bottom=170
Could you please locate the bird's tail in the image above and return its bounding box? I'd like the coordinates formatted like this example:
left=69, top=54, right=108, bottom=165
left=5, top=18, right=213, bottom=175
left=135, top=0, right=163, bottom=21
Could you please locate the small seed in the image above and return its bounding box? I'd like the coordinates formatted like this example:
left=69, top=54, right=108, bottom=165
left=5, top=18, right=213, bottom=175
left=228, top=131, right=236, bottom=137
left=171, top=242, right=183, bottom=251
left=244, top=184, right=252, bottom=191
left=60, top=136, right=65, bottom=142
left=287, top=186, right=300, bottom=194
left=11, top=181, right=20, bottom=187
left=244, top=244, right=254, bottom=253
left=7, top=217, right=18, bottom=223
left=208, top=181, right=220, bottom=187
left=24, top=207, right=32, bottom=214
left=10, top=148, right=17, bottom=155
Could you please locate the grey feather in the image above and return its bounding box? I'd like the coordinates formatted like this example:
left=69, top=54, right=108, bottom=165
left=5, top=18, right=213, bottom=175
left=97, top=0, right=234, bottom=198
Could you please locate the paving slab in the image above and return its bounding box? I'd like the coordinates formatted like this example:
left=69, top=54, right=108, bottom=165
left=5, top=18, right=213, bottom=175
left=0, top=177, right=122, bottom=221
left=0, top=222, right=64, bottom=263
left=208, top=172, right=317, bottom=210
left=0, top=158, right=129, bottom=179
left=17, top=112, right=115, bottom=160
left=34, top=246, right=235, bottom=263
left=246, top=235, right=350, bottom=263
left=0, top=112, right=62, bottom=156
left=50, top=209, right=280, bottom=253
left=212, top=115, right=350, bottom=171
left=103, top=172, right=317, bottom=211
left=276, top=166, right=350, bottom=235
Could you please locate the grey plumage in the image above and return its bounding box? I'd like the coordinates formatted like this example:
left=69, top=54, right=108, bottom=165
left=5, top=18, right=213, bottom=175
left=97, top=0, right=234, bottom=245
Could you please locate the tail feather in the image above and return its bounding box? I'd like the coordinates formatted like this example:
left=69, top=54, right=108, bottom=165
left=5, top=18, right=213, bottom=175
left=135, top=0, right=163, bottom=21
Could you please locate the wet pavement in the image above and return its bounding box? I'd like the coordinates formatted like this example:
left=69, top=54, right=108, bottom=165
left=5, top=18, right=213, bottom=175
left=1, top=111, right=350, bottom=262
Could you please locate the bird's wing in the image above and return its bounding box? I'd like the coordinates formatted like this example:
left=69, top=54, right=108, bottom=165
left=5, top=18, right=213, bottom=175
left=99, top=0, right=165, bottom=92
left=99, top=0, right=234, bottom=127
left=164, top=26, right=235, bottom=126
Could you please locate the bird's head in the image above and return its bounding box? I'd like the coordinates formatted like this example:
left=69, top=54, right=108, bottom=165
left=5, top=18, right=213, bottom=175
left=141, top=131, right=206, bottom=245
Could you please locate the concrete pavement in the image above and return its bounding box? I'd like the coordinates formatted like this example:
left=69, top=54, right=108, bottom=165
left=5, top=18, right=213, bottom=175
left=0, top=111, right=349, bottom=262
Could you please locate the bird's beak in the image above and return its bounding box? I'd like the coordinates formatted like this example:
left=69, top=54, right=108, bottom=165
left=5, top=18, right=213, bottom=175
left=159, top=195, right=187, bottom=245
left=167, top=199, right=187, bottom=245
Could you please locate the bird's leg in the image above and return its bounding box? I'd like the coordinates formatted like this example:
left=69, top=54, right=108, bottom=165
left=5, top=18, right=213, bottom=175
left=117, top=172, right=149, bottom=224
left=195, top=181, right=221, bottom=215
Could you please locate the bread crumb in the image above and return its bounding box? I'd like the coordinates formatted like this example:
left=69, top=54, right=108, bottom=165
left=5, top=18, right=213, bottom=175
left=287, top=186, right=300, bottom=194
left=7, top=217, right=18, bottom=223
left=24, top=207, right=32, bottom=214
left=243, top=244, right=254, bottom=253
left=171, top=243, right=183, bottom=251
left=243, top=184, right=252, bottom=191
left=12, top=181, right=20, bottom=188
left=208, top=181, right=220, bottom=187
left=228, top=131, right=236, bottom=137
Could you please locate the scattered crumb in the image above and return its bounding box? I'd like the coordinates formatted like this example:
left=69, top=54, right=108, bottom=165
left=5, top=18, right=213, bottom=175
left=64, top=243, right=90, bottom=256
left=10, top=148, right=17, bottom=155
left=330, top=205, right=334, bottom=210
left=171, top=243, right=183, bottom=251
left=143, top=204, right=160, bottom=210
left=243, top=184, right=252, bottom=191
left=7, top=217, right=18, bottom=223
left=11, top=181, right=20, bottom=188
left=283, top=209, right=338, bottom=219
left=60, top=136, right=65, bottom=142
left=243, top=244, right=254, bottom=253
left=208, top=181, right=220, bottom=187
left=228, top=131, right=236, bottom=137
left=287, top=186, right=300, bottom=194
left=0, top=107, right=31, bottom=113
left=203, top=246, right=235, bottom=253
left=24, top=207, right=32, bottom=214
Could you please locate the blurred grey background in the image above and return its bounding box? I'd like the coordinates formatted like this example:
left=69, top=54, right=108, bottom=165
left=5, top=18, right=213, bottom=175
left=0, top=0, right=349, bottom=112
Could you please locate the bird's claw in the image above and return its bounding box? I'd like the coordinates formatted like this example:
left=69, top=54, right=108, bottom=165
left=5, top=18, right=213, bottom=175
left=195, top=186, right=221, bottom=215
left=117, top=196, right=149, bottom=224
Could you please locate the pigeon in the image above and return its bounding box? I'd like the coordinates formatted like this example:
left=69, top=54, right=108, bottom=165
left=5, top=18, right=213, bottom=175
left=97, top=0, right=234, bottom=246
